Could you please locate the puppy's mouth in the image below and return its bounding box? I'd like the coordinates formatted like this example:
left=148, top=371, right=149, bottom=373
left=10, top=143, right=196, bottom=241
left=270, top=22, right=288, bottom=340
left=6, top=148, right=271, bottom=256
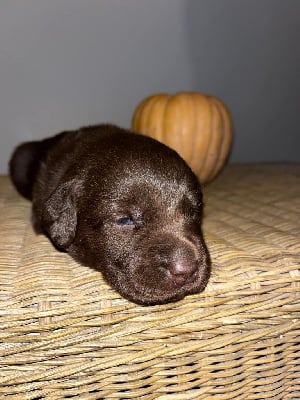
left=125, top=262, right=208, bottom=305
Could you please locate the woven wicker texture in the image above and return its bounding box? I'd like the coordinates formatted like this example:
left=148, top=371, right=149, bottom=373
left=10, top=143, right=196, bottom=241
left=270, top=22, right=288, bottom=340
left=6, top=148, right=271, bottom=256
left=0, top=164, right=299, bottom=399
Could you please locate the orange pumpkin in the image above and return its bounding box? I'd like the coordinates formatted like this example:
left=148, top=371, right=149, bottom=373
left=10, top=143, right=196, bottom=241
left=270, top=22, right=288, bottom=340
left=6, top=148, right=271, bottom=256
left=131, top=92, right=233, bottom=183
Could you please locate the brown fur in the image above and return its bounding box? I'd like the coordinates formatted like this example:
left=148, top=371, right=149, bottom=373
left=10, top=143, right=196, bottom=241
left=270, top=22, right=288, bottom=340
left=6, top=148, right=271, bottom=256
left=9, top=124, right=210, bottom=305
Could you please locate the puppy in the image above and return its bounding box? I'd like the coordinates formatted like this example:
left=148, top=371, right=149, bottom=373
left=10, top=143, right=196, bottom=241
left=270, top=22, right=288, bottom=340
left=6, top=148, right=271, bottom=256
left=9, top=124, right=210, bottom=305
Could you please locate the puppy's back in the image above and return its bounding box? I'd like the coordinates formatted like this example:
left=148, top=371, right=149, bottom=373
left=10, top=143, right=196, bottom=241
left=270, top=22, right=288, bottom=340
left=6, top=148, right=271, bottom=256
left=9, top=124, right=194, bottom=200
left=9, top=139, right=51, bottom=200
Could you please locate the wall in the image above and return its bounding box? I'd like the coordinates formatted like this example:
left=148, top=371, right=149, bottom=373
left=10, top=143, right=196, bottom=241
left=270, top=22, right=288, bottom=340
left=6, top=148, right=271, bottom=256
left=0, top=0, right=299, bottom=173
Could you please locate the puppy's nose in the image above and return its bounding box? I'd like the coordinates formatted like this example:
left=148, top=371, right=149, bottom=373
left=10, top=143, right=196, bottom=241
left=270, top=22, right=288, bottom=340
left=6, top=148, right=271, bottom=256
left=167, top=260, right=198, bottom=287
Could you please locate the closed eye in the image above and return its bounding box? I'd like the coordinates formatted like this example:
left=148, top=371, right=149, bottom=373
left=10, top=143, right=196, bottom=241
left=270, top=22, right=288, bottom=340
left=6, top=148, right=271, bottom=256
left=178, top=197, right=201, bottom=221
left=190, top=206, right=201, bottom=221
left=117, top=217, right=135, bottom=226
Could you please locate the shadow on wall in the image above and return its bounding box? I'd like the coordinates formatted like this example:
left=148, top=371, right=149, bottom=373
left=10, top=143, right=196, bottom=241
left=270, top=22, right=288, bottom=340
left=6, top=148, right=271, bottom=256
left=184, top=0, right=300, bottom=163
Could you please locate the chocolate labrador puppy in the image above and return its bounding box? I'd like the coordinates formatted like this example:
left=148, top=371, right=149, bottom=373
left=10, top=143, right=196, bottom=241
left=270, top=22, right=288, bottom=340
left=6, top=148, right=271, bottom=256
left=9, top=124, right=210, bottom=305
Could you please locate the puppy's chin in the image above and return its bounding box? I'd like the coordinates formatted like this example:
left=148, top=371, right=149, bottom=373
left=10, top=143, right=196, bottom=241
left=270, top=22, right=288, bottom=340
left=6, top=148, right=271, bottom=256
left=103, top=259, right=210, bottom=306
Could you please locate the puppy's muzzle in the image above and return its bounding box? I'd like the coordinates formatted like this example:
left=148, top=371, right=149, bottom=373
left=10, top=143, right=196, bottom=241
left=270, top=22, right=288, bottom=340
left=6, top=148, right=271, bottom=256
left=153, top=235, right=203, bottom=288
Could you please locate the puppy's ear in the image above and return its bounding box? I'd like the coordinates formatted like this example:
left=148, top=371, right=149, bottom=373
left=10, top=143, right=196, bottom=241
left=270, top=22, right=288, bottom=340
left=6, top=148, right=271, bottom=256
left=42, top=178, right=83, bottom=249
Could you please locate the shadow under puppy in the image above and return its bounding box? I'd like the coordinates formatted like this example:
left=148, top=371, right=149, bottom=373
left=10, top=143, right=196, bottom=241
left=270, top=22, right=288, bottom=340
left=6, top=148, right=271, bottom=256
left=9, top=124, right=210, bottom=305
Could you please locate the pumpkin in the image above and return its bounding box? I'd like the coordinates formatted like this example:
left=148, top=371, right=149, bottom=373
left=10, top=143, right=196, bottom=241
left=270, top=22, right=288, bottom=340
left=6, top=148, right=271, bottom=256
left=131, top=92, right=233, bottom=183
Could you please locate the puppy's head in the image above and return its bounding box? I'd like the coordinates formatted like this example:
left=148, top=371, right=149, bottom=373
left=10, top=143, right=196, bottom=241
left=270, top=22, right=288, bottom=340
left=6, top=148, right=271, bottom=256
left=44, top=134, right=210, bottom=305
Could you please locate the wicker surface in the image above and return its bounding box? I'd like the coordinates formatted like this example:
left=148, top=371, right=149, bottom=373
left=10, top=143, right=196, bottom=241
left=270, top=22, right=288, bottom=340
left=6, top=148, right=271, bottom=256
left=0, top=163, right=299, bottom=399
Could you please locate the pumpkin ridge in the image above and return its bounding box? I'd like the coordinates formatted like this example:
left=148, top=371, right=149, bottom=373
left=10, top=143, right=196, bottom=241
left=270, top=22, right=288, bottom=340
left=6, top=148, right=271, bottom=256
left=143, top=95, right=162, bottom=137
left=199, top=97, right=215, bottom=182
left=205, top=97, right=225, bottom=182
left=162, top=95, right=182, bottom=153
left=176, top=93, right=196, bottom=162
left=190, top=93, right=201, bottom=172
left=156, top=94, right=171, bottom=143
left=189, top=93, right=201, bottom=173
left=209, top=97, right=233, bottom=179
left=192, top=94, right=213, bottom=181
left=147, top=94, right=168, bottom=143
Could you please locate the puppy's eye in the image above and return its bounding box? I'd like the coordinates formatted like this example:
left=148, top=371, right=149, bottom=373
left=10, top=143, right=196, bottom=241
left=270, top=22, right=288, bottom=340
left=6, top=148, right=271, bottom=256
left=117, top=217, right=135, bottom=226
left=190, top=206, right=201, bottom=219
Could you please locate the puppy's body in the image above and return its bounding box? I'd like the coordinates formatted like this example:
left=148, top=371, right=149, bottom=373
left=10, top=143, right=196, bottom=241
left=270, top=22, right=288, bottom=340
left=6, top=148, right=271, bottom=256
left=9, top=124, right=210, bottom=305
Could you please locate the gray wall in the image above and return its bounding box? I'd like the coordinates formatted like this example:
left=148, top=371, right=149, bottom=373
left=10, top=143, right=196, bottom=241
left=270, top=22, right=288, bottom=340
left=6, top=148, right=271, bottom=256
left=1, top=0, right=299, bottom=173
